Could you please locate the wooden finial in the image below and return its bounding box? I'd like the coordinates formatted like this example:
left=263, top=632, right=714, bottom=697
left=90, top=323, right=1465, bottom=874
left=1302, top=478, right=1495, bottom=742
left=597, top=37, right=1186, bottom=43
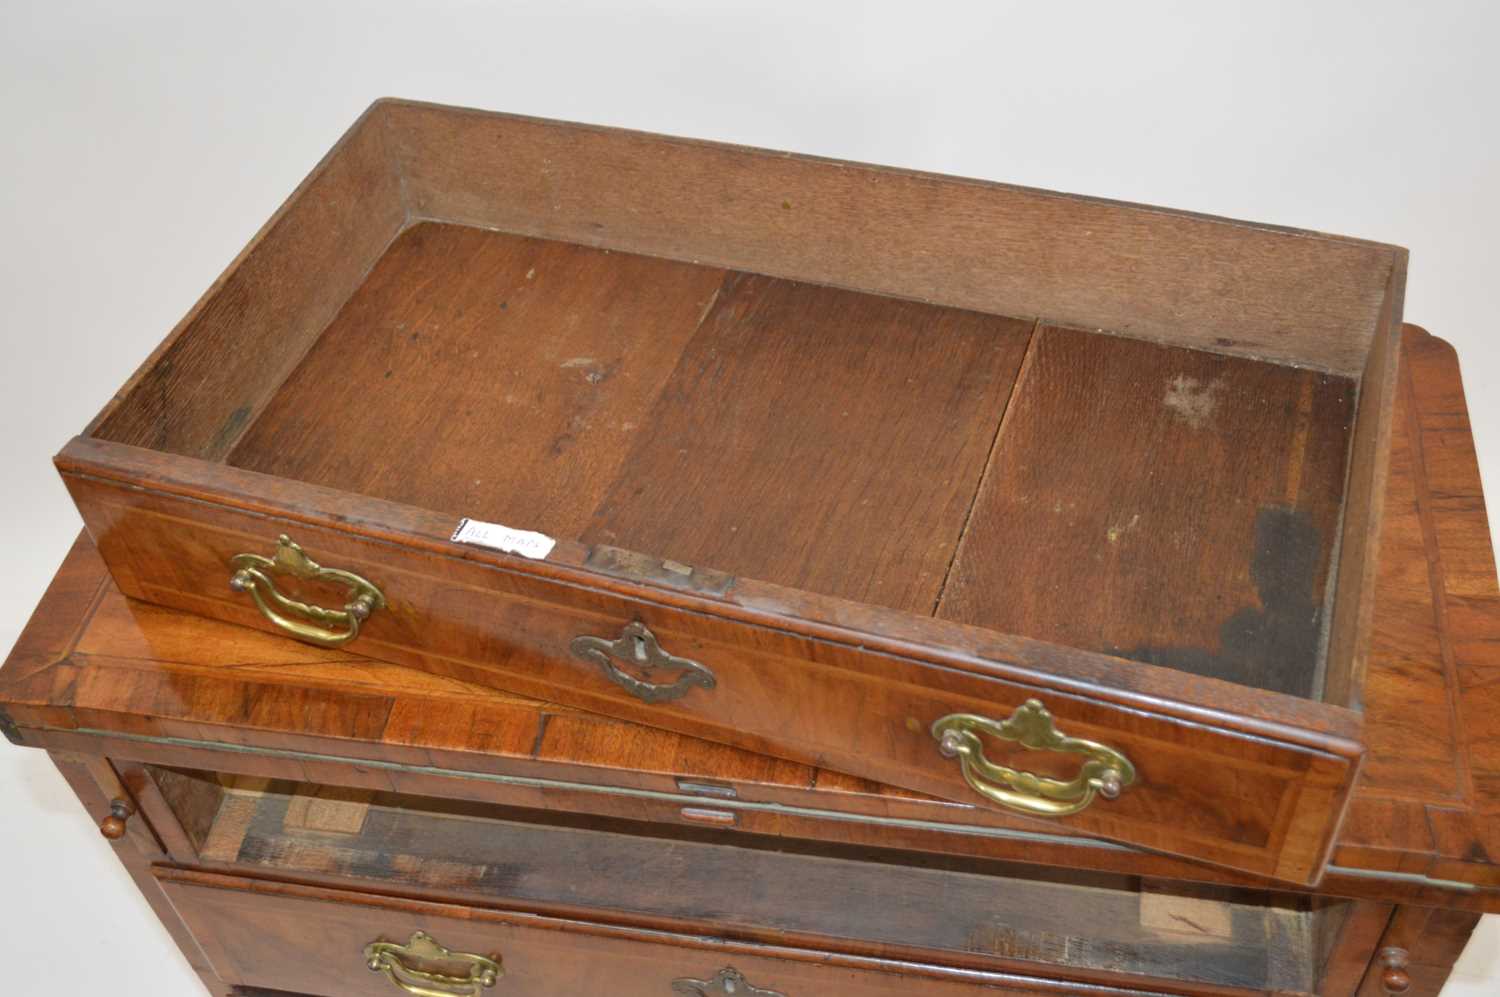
left=98, top=799, right=134, bottom=840
left=1378, top=946, right=1411, bottom=994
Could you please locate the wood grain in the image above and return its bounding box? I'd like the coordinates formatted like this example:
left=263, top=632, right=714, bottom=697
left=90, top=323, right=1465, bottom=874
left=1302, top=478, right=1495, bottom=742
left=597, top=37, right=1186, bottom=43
left=52, top=461, right=1361, bottom=884
left=231, top=225, right=1033, bottom=613
left=1318, top=902, right=1395, bottom=997
left=1356, top=905, right=1482, bottom=996
left=228, top=223, right=727, bottom=540
left=585, top=271, right=1033, bottom=612
left=5, top=326, right=1496, bottom=997
left=8, top=329, right=1497, bottom=904
left=1332, top=328, right=1500, bottom=893
left=53, top=100, right=1412, bottom=883
left=92, top=103, right=406, bottom=460
left=381, top=99, right=1402, bottom=375
left=1325, top=266, right=1407, bottom=709
left=1348, top=346, right=1461, bottom=798
left=158, top=867, right=1287, bottom=996
left=936, top=326, right=1355, bottom=698
left=150, top=768, right=1328, bottom=994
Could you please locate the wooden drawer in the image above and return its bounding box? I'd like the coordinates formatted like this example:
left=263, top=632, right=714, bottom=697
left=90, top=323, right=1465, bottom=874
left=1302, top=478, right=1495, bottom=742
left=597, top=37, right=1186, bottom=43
left=61, top=474, right=1364, bottom=885
left=159, top=868, right=1282, bottom=997
left=57, top=99, right=1407, bottom=884
left=144, top=767, right=1351, bottom=995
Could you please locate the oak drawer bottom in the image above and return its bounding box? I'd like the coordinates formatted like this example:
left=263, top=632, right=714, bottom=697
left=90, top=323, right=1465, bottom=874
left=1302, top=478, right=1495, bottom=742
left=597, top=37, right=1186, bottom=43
left=158, top=869, right=1189, bottom=997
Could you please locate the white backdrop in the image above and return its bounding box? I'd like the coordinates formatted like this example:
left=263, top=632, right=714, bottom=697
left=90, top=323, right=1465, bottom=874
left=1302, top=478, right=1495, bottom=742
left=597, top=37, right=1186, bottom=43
left=2, top=2, right=1497, bottom=993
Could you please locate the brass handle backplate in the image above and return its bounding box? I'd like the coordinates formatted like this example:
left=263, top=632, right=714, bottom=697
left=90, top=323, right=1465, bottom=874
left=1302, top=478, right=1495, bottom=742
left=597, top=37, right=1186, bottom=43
left=570, top=621, right=716, bottom=704
left=364, top=931, right=502, bottom=997
left=931, top=699, right=1135, bottom=817
left=672, top=966, right=785, bottom=996
left=229, top=534, right=385, bottom=647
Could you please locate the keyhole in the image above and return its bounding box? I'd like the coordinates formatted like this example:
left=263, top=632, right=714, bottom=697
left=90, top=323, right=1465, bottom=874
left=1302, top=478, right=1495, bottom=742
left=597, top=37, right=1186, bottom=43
left=632, top=634, right=648, bottom=662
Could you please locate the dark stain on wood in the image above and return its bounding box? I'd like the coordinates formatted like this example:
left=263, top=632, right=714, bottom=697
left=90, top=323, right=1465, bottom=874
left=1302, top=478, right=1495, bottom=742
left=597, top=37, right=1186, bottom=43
left=1124, top=506, right=1328, bottom=698
left=936, top=326, right=1355, bottom=700
left=207, top=405, right=252, bottom=458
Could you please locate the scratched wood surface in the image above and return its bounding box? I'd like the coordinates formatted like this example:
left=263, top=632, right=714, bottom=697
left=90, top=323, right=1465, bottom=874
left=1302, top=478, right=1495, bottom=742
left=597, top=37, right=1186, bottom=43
left=227, top=224, right=728, bottom=541
left=581, top=270, right=1033, bottom=613
left=230, top=227, right=1035, bottom=614
left=144, top=217, right=1355, bottom=681
left=936, top=325, right=1355, bottom=697
left=177, top=214, right=1356, bottom=697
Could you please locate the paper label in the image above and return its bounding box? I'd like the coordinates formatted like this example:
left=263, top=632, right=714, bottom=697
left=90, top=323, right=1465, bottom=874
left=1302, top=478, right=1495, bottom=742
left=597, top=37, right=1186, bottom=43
left=450, top=518, right=556, bottom=560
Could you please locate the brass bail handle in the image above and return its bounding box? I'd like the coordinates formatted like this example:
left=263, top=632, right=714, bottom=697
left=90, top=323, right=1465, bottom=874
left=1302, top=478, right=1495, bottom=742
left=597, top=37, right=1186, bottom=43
left=229, top=534, right=385, bottom=648
left=364, top=931, right=502, bottom=997
left=931, top=699, right=1135, bottom=817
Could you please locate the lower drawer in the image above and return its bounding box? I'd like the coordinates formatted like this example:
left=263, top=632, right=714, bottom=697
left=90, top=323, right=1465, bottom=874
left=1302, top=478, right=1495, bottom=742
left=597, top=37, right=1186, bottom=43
left=157, top=869, right=1175, bottom=997
left=145, top=768, right=1340, bottom=994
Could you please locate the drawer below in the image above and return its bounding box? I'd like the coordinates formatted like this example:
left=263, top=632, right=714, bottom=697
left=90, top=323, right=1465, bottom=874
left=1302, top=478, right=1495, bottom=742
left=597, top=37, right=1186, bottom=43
left=157, top=869, right=1179, bottom=997
left=147, top=767, right=1337, bottom=994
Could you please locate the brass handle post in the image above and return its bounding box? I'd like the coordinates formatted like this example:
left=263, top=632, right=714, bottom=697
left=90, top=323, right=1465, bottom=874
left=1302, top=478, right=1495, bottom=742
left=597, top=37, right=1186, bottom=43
left=931, top=699, right=1134, bottom=817
left=229, top=535, right=384, bottom=647
left=364, top=932, right=501, bottom=997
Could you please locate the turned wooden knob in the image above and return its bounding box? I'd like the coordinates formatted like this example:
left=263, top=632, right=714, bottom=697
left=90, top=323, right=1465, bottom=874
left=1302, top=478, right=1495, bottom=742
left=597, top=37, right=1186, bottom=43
left=99, top=798, right=134, bottom=840
left=1378, top=946, right=1411, bottom=994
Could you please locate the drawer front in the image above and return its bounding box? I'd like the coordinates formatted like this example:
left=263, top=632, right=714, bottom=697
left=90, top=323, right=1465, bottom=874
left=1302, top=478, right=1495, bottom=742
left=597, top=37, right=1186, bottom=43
left=63, top=457, right=1361, bottom=885
left=145, top=768, right=1333, bottom=995
left=157, top=869, right=1180, bottom=997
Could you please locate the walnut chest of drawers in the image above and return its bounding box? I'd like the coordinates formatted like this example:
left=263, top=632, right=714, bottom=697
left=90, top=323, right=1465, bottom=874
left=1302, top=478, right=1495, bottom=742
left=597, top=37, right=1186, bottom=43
left=3, top=326, right=1497, bottom=995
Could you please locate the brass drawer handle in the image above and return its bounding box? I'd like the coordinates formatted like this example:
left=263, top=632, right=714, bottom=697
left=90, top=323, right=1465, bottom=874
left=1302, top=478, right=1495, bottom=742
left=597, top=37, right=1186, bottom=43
left=364, top=931, right=502, bottom=996
left=570, top=621, right=717, bottom=703
left=931, top=699, right=1135, bottom=817
left=229, top=534, right=385, bottom=648
left=672, top=967, right=785, bottom=996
